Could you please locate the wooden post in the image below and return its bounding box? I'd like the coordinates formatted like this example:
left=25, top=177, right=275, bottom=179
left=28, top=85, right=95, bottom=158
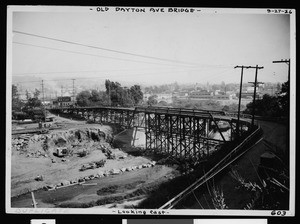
left=31, top=191, right=37, bottom=208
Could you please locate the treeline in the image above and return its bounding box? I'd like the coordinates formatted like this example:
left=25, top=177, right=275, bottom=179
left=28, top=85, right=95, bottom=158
left=144, top=82, right=241, bottom=94
left=12, top=85, right=42, bottom=111
left=146, top=95, right=243, bottom=112
left=12, top=85, right=45, bottom=120
left=76, top=80, right=143, bottom=107
left=144, top=81, right=282, bottom=95
left=244, top=80, right=289, bottom=117
left=144, top=82, right=180, bottom=94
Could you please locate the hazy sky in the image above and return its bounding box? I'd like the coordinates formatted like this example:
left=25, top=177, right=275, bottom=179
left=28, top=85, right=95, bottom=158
left=10, top=7, right=291, bottom=88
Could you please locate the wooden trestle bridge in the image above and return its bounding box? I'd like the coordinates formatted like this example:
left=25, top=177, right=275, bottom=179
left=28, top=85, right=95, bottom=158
left=49, top=106, right=252, bottom=162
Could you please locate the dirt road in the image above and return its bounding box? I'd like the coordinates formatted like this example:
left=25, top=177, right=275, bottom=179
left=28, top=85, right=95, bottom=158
left=11, top=165, right=178, bottom=208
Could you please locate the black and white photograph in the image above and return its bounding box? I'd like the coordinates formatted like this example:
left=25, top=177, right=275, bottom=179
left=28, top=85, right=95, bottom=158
left=6, top=6, right=295, bottom=216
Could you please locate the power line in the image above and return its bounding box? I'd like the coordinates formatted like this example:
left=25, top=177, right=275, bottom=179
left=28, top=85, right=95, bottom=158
left=13, top=41, right=189, bottom=68
left=12, top=63, right=232, bottom=77
left=12, top=66, right=182, bottom=76
left=204, top=67, right=234, bottom=82
left=13, top=30, right=200, bottom=66
left=72, top=79, right=75, bottom=104
left=13, top=66, right=233, bottom=85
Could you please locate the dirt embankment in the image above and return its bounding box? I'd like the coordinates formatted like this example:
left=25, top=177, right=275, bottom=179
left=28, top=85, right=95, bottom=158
left=184, top=120, right=289, bottom=210
left=11, top=114, right=180, bottom=209
left=12, top=125, right=113, bottom=195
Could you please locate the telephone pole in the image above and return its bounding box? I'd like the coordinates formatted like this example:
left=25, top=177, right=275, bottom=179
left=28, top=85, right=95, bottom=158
left=234, top=65, right=251, bottom=137
left=60, top=85, right=64, bottom=108
left=248, top=78, right=264, bottom=127
left=72, top=79, right=75, bottom=104
left=234, top=65, right=245, bottom=137
left=41, top=80, right=46, bottom=122
left=273, top=59, right=290, bottom=81
left=273, top=59, right=290, bottom=162
left=234, top=65, right=263, bottom=135
left=247, top=65, right=264, bottom=127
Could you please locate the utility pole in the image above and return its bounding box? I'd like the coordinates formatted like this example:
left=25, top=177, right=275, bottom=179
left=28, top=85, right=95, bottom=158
left=247, top=65, right=264, bottom=128
left=60, top=85, right=63, bottom=108
left=72, top=79, right=75, bottom=104
left=234, top=65, right=263, bottom=135
left=108, top=85, right=111, bottom=107
left=273, top=59, right=290, bottom=81
left=273, top=59, right=290, bottom=162
left=248, top=78, right=264, bottom=127
left=41, top=80, right=46, bottom=122
left=234, top=65, right=248, bottom=137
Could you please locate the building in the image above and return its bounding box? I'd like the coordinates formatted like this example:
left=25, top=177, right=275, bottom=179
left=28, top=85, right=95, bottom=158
left=53, top=96, right=75, bottom=107
left=189, top=90, right=213, bottom=99
left=214, top=94, right=232, bottom=100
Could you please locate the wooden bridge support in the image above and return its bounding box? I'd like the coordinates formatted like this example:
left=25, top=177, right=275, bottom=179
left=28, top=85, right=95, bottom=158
left=144, top=112, right=224, bottom=161
left=49, top=106, right=252, bottom=162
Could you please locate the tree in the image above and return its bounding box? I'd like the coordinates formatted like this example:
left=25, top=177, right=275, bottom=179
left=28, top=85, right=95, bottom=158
left=12, top=85, right=24, bottom=111
left=105, top=79, right=143, bottom=107
left=222, top=105, right=230, bottom=112
left=76, top=90, right=92, bottom=107
left=244, top=94, right=282, bottom=117
left=157, top=101, right=168, bottom=107
left=130, top=85, right=143, bottom=105
left=97, top=91, right=110, bottom=106
left=25, top=97, right=42, bottom=109
left=91, top=90, right=102, bottom=102
left=244, top=80, right=289, bottom=118
left=276, top=82, right=282, bottom=93
left=174, top=82, right=180, bottom=92
left=278, top=80, right=289, bottom=116
left=25, top=90, right=31, bottom=100
left=23, top=88, right=42, bottom=110
left=33, top=88, right=41, bottom=99
left=105, top=79, right=123, bottom=106
left=147, top=95, right=158, bottom=106
left=221, top=81, right=226, bottom=92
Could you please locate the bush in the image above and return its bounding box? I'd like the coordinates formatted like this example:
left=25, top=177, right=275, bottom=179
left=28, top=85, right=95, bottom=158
left=97, top=185, right=119, bottom=195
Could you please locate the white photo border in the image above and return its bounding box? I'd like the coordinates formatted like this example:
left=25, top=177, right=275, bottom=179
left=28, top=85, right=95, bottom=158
left=6, top=5, right=296, bottom=216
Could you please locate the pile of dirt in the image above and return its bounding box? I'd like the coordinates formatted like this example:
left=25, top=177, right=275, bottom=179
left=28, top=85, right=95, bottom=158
left=12, top=127, right=114, bottom=158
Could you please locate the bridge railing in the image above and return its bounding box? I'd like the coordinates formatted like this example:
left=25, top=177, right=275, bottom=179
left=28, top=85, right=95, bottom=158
left=136, top=106, right=225, bottom=116
left=50, top=106, right=225, bottom=115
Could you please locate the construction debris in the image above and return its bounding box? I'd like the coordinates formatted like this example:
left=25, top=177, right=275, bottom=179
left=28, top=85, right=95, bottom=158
left=34, top=175, right=44, bottom=181
left=80, top=159, right=106, bottom=171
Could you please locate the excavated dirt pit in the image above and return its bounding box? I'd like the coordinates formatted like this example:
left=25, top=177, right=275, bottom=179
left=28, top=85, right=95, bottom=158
left=10, top=122, right=180, bottom=208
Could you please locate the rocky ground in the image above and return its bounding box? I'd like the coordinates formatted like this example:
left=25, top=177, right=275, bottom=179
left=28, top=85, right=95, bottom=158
left=10, top=114, right=179, bottom=208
